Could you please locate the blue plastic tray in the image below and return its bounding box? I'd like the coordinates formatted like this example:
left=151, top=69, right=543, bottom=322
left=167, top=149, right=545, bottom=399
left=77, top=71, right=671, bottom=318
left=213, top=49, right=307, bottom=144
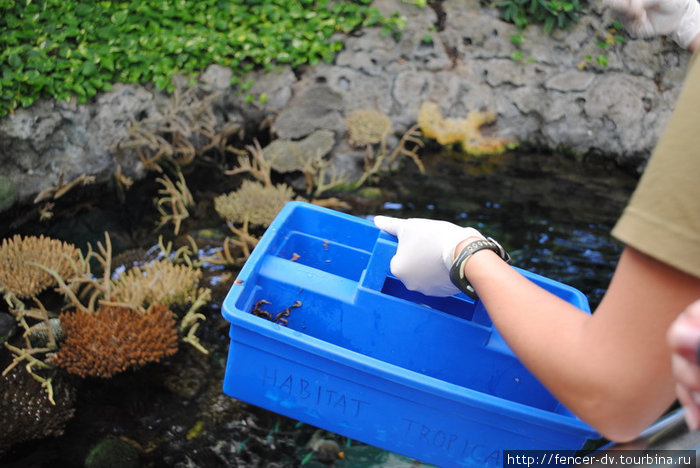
left=221, top=201, right=599, bottom=467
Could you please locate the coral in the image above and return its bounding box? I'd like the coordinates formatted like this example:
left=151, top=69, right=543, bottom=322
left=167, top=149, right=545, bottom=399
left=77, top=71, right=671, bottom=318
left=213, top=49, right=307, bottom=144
left=0, top=360, right=76, bottom=454
left=110, top=259, right=201, bottom=310
left=345, top=109, right=392, bottom=147
left=51, top=304, right=179, bottom=378
left=417, top=102, right=512, bottom=156
left=214, top=180, right=293, bottom=227
left=155, top=171, right=194, bottom=235
left=350, top=123, right=425, bottom=189
left=112, top=81, right=225, bottom=172
left=225, top=140, right=274, bottom=188
left=0, top=234, right=82, bottom=299
left=33, top=173, right=95, bottom=203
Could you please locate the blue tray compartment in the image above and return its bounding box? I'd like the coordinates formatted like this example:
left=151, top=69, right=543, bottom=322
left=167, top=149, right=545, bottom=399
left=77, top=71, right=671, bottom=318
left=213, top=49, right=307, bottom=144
left=222, top=201, right=598, bottom=467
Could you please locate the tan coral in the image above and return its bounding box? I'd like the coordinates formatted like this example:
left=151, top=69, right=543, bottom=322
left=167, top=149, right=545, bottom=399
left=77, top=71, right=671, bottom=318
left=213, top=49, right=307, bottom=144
left=0, top=235, right=82, bottom=298
left=417, top=102, right=511, bottom=156
left=110, top=259, right=201, bottom=309
left=214, top=180, right=293, bottom=227
left=345, top=109, right=393, bottom=147
left=51, top=304, right=178, bottom=378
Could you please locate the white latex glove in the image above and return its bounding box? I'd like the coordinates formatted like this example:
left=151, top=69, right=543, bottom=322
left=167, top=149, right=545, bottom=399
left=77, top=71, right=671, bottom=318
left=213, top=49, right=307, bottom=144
left=374, top=215, right=483, bottom=297
left=605, top=0, right=700, bottom=49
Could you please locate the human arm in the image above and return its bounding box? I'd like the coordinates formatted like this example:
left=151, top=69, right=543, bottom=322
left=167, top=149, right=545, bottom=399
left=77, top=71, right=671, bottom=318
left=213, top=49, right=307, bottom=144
left=459, top=243, right=700, bottom=441
left=374, top=216, right=700, bottom=441
left=667, top=299, right=700, bottom=430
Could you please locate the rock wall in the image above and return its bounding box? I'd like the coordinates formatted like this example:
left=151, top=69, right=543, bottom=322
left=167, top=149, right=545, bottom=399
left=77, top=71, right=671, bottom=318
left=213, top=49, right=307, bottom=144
left=0, top=0, right=692, bottom=210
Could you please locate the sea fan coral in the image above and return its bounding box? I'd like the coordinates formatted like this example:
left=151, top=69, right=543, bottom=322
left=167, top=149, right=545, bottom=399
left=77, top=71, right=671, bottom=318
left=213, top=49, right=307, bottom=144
left=110, top=259, right=201, bottom=309
left=0, top=234, right=82, bottom=298
left=345, top=109, right=392, bottom=147
left=0, top=361, right=76, bottom=454
left=51, top=304, right=179, bottom=378
left=214, top=180, right=293, bottom=227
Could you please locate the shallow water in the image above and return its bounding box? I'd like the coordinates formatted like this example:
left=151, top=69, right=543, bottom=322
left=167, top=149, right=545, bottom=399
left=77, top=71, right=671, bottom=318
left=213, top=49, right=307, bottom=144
left=1, top=151, right=637, bottom=467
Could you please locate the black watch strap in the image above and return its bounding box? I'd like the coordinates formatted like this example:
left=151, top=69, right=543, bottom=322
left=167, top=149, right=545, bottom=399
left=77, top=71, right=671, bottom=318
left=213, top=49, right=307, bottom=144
left=449, top=237, right=510, bottom=299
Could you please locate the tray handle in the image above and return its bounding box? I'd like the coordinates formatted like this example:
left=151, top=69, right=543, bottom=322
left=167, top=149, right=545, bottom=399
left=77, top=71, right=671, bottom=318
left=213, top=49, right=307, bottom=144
left=358, top=230, right=398, bottom=291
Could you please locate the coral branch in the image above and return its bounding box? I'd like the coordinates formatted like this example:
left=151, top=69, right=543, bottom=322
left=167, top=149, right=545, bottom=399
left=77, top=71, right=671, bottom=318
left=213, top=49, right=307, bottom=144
left=155, top=171, right=194, bottom=235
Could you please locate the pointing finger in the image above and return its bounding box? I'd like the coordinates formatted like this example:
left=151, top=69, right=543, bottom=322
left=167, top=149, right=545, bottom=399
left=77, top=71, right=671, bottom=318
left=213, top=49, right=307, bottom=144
left=373, top=215, right=404, bottom=236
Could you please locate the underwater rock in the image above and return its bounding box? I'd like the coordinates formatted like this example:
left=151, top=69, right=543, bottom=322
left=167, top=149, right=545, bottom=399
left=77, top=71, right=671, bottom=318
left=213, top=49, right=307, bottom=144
left=262, top=129, right=336, bottom=173
left=306, top=430, right=345, bottom=464
left=0, top=312, right=16, bottom=345
left=0, top=84, right=153, bottom=206
left=0, top=175, right=17, bottom=213
left=26, top=317, right=64, bottom=348
left=272, top=85, right=345, bottom=140
left=0, top=363, right=76, bottom=454
left=84, top=437, right=140, bottom=468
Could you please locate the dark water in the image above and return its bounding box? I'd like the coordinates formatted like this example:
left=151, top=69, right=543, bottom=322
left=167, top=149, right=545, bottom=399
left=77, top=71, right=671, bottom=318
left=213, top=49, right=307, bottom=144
left=0, top=151, right=637, bottom=467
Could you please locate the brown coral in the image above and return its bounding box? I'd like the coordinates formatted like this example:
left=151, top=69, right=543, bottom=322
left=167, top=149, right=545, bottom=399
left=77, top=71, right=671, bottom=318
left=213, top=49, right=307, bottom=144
left=0, top=234, right=82, bottom=298
left=51, top=304, right=179, bottom=378
left=214, top=180, right=293, bottom=227
left=345, top=109, right=393, bottom=147
left=110, top=259, right=201, bottom=309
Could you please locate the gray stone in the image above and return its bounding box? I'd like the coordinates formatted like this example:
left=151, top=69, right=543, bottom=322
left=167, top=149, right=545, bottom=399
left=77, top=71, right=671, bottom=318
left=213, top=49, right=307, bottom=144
left=263, top=130, right=336, bottom=173
left=199, top=64, right=233, bottom=92
left=0, top=176, right=18, bottom=213
left=272, top=85, right=345, bottom=139
left=483, top=59, right=531, bottom=87
left=545, top=71, right=596, bottom=92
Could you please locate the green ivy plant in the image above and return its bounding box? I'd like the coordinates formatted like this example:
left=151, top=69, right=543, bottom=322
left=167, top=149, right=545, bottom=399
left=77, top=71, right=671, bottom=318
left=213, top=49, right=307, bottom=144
left=488, top=0, right=584, bottom=33
left=0, top=0, right=405, bottom=117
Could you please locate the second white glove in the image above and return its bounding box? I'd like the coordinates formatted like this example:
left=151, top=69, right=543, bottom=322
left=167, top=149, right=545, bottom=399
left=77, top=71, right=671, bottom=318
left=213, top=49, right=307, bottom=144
left=606, top=0, right=700, bottom=49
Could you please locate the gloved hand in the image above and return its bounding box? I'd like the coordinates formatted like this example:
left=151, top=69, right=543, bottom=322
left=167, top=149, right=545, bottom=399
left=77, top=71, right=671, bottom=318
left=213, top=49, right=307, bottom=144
left=374, top=215, right=483, bottom=297
left=605, top=0, right=700, bottom=49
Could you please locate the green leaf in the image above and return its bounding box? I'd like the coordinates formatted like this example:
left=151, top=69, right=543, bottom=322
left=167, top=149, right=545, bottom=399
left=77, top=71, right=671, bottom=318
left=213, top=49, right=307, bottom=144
left=544, top=16, right=555, bottom=34
left=111, top=10, right=128, bottom=25
left=20, top=95, right=35, bottom=108
left=74, top=4, right=92, bottom=17
left=101, top=55, right=114, bottom=71
left=72, top=83, right=86, bottom=96
left=81, top=60, right=97, bottom=77
left=8, top=54, right=21, bottom=69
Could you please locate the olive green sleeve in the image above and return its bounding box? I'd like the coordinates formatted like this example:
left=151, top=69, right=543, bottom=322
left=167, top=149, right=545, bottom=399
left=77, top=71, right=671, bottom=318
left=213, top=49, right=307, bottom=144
left=611, top=51, right=700, bottom=279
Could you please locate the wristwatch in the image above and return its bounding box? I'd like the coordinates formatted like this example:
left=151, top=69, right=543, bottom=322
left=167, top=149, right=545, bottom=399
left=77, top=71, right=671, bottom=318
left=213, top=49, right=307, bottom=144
left=449, top=237, right=510, bottom=299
